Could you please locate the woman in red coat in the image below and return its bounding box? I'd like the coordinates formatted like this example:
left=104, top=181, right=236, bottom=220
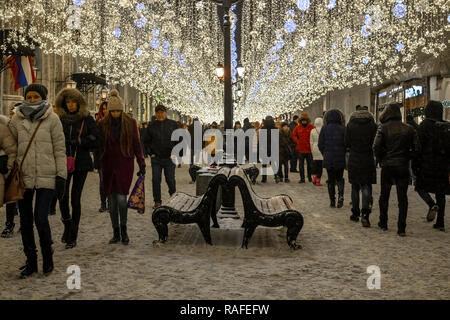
left=98, top=90, right=146, bottom=245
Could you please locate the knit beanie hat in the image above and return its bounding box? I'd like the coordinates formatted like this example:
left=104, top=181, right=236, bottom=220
left=24, top=84, right=48, bottom=100
left=107, top=89, right=124, bottom=112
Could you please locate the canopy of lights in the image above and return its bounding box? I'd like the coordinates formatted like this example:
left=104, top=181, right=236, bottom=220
left=1, top=0, right=449, bottom=122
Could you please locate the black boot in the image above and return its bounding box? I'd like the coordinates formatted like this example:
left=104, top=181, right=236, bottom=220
left=42, top=246, right=54, bottom=276
left=337, top=179, right=344, bottom=208
left=109, top=227, right=121, bottom=244
left=120, top=225, right=129, bottom=245
left=19, top=250, right=38, bottom=278
left=327, top=182, right=336, bottom=208
left=61, top=219, right=72, bottom=244
left=65, top=226, right=77, bottom=249
left=361, top=208, right=371, bottom=228
left=350, top=208, right=360, bottom=222
left=433, top=214, right=445, bottom=232
left=1, top=222, right=15, bottom=238
left=99, top=201, right=107, bottom=213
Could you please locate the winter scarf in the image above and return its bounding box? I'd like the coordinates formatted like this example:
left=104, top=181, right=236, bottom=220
left=19, top=100, right=51, bottom=122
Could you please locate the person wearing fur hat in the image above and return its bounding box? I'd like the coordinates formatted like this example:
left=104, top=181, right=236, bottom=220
left=413, top=101, right=449, bottom=232
left=98, top=89, right=146, bottom=244
left=9, top=83, right=67, bottom=278
left=54, top=88, right=100, bottom=249
left=291, top=111, right=314, bottom=183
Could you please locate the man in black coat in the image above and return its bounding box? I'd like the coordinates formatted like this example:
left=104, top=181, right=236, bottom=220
left=413, top=101, right=449, bottom=231
left=143, top=104, right=178, bottom=208
left=373, top=103, right=421, bottom=236
left=345, top=107, right=377, bottom=227
left=289, top=115, right=299, bottom=172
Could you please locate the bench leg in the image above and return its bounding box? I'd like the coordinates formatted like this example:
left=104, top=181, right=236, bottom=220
left=285, top=213, right=304, bottom=250
left=242, top=222, right=257, bottom=249
left=197, top=213, right=212, bottom=245
left=152, top=209, right=170, bottom=243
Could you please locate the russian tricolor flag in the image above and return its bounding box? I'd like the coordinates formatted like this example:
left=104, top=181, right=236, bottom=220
left=6, top=55, right=36, bottom=91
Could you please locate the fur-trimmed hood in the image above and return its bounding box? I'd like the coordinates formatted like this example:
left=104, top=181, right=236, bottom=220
left=349, top=110, right=374, bottom=123
left=379, top=104, right=402, bottom=124
left=55, top=88, right=89, bottom=119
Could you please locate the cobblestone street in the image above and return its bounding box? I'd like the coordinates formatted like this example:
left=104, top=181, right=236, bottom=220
left=0, top=163, right=448, bottom=299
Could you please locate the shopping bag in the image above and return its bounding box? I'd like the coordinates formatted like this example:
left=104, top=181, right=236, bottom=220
left=127, top=175, right=145, bottom=214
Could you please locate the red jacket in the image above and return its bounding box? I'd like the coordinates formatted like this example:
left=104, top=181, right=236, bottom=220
left=291, top=123, right=314, bottom=154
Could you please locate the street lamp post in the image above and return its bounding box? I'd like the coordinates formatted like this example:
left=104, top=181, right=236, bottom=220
left=211, top=0, right=241, bottom=131
left=211, top=0, right=242, bottom=219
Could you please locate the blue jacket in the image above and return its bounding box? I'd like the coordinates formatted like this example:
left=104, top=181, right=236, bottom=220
left=318, top=109, right=346, bottom=169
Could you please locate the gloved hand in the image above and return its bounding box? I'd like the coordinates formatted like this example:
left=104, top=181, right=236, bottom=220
left=0, top=154, right=8, bottom=175
left=55, top=176, right=66, bottom=200
left=137, top=166, right=146, bottom=177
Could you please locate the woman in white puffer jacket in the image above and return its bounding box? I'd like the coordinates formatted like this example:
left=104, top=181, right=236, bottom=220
left=310, top=117, right=324, bottom=186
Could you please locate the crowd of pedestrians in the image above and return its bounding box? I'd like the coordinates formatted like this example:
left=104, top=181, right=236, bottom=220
left=0, top=82, right=448, bottom=279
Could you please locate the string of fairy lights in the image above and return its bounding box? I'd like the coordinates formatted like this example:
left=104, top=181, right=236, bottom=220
left=1, top=0, right=449, bottom=122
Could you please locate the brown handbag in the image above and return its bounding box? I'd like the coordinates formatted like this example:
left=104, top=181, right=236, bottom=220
left=4, top=120, right=43, bottom=204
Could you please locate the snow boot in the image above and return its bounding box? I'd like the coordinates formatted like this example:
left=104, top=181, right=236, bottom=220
left=120, top=225, right=129, bottom=245
left=426, top=205, right=439, bottom=222
left=1, top=222, right=15, bottom=238
left=361, top=208, right=371, bottom=228
left=42, top=246, right=54, bottom=276
left=19, top=249, right=38, bottom=279
left=350, top=208, right=360, bottom=222
left=109, top=227, right=121, bottom=244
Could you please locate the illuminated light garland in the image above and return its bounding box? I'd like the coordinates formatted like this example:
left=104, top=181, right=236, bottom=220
left=0, top=0, right=448, bottom=122
left=297, top=0, right=310, bottom=12
left=393, top=0, right=407, bottom=19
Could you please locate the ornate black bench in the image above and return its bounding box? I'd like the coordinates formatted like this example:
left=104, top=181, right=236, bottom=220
left=229, top=167, right=304, bottom=250
left=152, top=167, right=230, bottom=245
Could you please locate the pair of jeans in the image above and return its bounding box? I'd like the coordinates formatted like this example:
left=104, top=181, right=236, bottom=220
left=416, top=189, right=446, bottom=223
left=18, top=188, right=54, bottom=257
left=5, top=202, right=17, bottom=225
left=59, top=171, right=88, bottom=242
left=151, top=157, right=176, bottom=203
left=351, top=184, right=372, bottom=212
left=277, top=160, right=289, bottom=179
left=312, top=160, right=323, bottom=178
left=379, top=166, right=410, bottom=232
left=298, top=153, right=312, bottom=181
left=108, top=193, right=128, bottom=228
left=326, top=168, right=344, bottom=201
